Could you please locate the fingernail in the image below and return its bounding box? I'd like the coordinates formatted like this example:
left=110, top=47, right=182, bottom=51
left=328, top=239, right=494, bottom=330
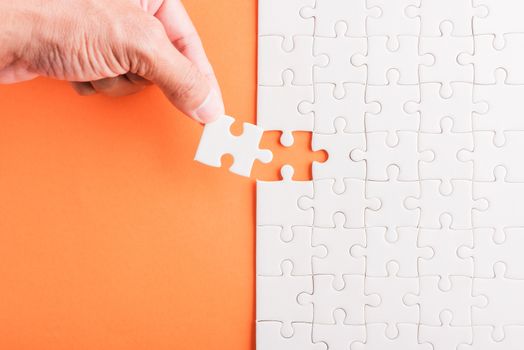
left=193, top=89, right=225, bottom=123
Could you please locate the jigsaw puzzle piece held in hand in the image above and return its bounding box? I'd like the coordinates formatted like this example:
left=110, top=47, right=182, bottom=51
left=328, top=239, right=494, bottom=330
left=194, top=115, right=272, bottom=177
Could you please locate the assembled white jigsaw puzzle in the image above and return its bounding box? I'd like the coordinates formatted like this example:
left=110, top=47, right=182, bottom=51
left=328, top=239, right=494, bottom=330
left=255, top=0, right=524, bottom=349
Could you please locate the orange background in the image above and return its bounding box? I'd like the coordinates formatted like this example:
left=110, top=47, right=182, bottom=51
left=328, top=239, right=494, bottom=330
left=0, top=1, right=324, bottom=349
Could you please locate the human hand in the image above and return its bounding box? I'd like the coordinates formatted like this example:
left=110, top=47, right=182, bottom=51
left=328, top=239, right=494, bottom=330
left=0, top=0, right=224, bottom=123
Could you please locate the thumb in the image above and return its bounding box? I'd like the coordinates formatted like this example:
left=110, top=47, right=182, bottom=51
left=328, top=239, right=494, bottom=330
left=140, top=27, right=224, bottom=123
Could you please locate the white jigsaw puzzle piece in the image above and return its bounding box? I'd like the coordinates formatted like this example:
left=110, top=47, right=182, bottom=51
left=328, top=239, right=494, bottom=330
left=257, top=166, right=314, bottom=240
left=312, top=213, right=366, bottom=290
left=351, top=36, right=434, bottom=85
left=419, top=311, right=473, bottom=350
left=257, top=225, right=327, bottom=276
left=313, top=310, right=365, bottom=350
left=194, top=115, right=273, bottom=177
left=458, top=325, right=524, bottom=350
left=473, top=0, right=524, bottom=46
left=258, top=35, right=328, bottom=86
left=352, top=324, right=432, bottom=350
left=257, top=70, right=314, bottom=147
left=257, top=321, right=326, bottom=350
left=256, top=261, right=313, bottom=337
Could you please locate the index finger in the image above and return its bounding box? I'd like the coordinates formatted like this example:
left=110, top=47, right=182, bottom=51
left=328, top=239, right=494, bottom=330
left=154, top=0, right=222, bottom=95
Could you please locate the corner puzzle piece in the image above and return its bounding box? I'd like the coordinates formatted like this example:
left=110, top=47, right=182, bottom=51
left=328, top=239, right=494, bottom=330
left=313, top=310, right=365, bottom=350
left=419, top=22, right=474, bottom=98
left=351, top=36, right=434, bottom=85
left=472, top=70, right=524, bottom=145
left=404, top=275, right=488, bottom=326
left=314, top=22, right=367, bottom=96
left=258, top=35, right=328, bottom=86
left=419, top=311, right=472, bottom=350
left=195, top=115, right=272, bottom=177
left=405, top=179, right=488, bottom=229
left=418, top=214, right=474, bottom=291
left=351, top=227, right=432, bottom=278
left=298, top=274, right=380, bottom=325
left=366, top=0, right=420, bottom=50
left=458, top=33, right=524, bottom=84
left=472, top=166, right=524, bottom=236
left=365, top=70, right=420, bottom=146
left=258, top=0, right=314, bottom=50
left=257, top=321, right=326, bottom=350
left=365, top=165, right=420, bottom=240
left=458, top=325, right=524, bottom=350
left=459, top=227, right=524, bottom=279
left=257, top=225, right=327, bottom=276
left=459, top=131, right=524, bottom=182
left=472, top=262, right=524, bottom=341
left=256, top=261, right=313, bottom=337
left=257, top=70, right=314, bottom=147
left=406, top=0, right=488, bottom=36
left=299, top=83, right=380, bottom=135
left=257, top=166, right=313, bottom=240
left=298, top=178, right=380, bottom=228
left=350, top=131, right=434, bottom=181
left=405, top=82, right=488, bottom=133
left=419, top=117, right=474, bottom=195
left=300, top=0, right=380, bottom=38
left=311, top=118, right=366, bottom=192
left=351, top=324, right=432, bottom=350
left=473, top=0, right=524, bottom=47
left=364, top=262, right=419, bottom=338
left=312, top=213, right=366, bottom=290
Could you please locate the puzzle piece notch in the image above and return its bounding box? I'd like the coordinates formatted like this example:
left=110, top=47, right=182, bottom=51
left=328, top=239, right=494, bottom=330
left=365, top=69, right=420, bottom=146
left=300, top=0, right=380, bottom=38
left=257, top=70, right=314, bottom=147
left=298, top=274, right=380, bottom=325
left=311, top=118, right=366, bottom=193
left=364, top=261, right=419, bottom=338
left=419, top=117, right=474, bottom=195
left=351, top=227, right=433, bottom=277
left=406, top=0, right=488, bottom=36
left=299, top=178, right=380, bottom=228
left=299, top=83, right=380, bottom=135
left=312, top=213, right=366, bottom=289
left=472, top=262, right=524, bottom=341
left=257, top=225, right=327, bottom=276
left=418, top=213, right=474, bottom=290
left=403, top=275, right=488, bottom=326
left=259, top=35, right=328, bottom=86
left=351, top=36, right=435, bottom=85
left=257, top=165, right=314, bottom=240
left=195, top=115, right=273, bottom=177
left=419, top=21, right=475, bottom=98
left=405, top=82, right=488, bottom=133
left=256, top=260, right=313, bottom=337
left=350, top=131, right=434, bottom=181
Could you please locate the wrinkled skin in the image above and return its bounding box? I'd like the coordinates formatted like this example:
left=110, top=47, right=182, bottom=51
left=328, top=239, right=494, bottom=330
left=0, top=0, right=224, bottom=123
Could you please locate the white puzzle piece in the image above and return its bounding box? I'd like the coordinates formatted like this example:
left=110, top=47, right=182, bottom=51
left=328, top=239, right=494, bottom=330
left=312, top=310, right=366, bottom=350
left=473, top=0, right=524, bottom=45
left=257, top=321, right=326, bottom=350
left=458, top=325, right=524, bottom=350
left=418, top=311, right=473, bottom=350
left=351, top=324, right=432, bottom=350
left=194, top=115, right=272, bottom=177
left=257, top=70, right=314, bottom=147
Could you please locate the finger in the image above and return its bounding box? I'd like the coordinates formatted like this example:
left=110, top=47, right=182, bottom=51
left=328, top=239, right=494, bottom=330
left=139, top=26, right=224, bottom=123
left=70, top=82, right=97, bottom=96
left=90, top=76, right=146, bottom=97
left=154, top=0, right=222, bottom=95
left=125, top=73, right=153, bottom=86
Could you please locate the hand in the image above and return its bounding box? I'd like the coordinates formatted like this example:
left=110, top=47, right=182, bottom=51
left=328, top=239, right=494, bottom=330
left=0, top=0, right=224, bottom=123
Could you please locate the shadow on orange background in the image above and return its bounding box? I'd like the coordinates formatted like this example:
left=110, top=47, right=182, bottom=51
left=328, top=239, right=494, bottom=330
left=0, top=1, right=322, bottom=349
